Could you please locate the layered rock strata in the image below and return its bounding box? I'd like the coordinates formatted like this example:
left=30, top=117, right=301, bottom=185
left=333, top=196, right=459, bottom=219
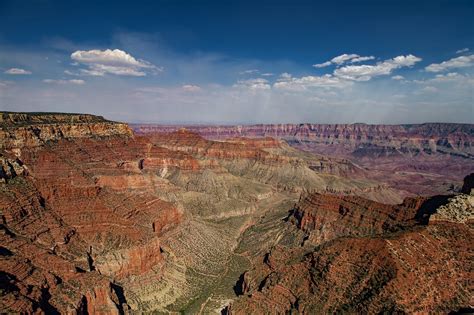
left=228, top=189, right=473, bottom=314
left=133, top=123, right=474, bottom=195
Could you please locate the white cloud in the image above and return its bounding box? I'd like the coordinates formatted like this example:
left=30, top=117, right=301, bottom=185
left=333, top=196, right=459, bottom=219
left=70, top=49, right=160, bottom=76
left=261, top=73, right=274, bottom=76
left=331, top=54, right=360, bottom=65
left=431, top=72, right=463, bottom=82
left=274, top=74, right=351, bottom=91
left=4, top=68, right=32, bottom=75
left=87, top=64, right=146, bottom=76
left=43, top=79, right=85, bottom=85
left=334, top=54, right=421, bottom=81
left=233, top=78, right=271, bottom=90
left=350, top=56, right=375, bottom=63
left=425, top=54, right=474, bottom=72
left=79, top=68, right=108, bottom=76
left=278, top=72, right=292, bottom=80
left=391, top=75, right=405, bottom=80
left=313, top=61, right=332, bottom=68
left=390, top=55, right=422, bottom=67
left=71, top=49, right=151, bottom=67
left=456, top=48, right=469, bottom=54
left=313, top=54, right=375, bottom=68
left=181, top=84, right=201, bottom=92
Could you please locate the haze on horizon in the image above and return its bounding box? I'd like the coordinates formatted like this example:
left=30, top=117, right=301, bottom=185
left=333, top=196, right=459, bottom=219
left=0, top=0, right=473, bottom=124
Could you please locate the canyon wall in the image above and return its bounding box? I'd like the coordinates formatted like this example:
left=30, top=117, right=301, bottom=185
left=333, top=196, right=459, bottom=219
left=228, top=185, right=473, bottom=314
left=1, top=112, right=472, bottom=313
left=133, top=122, right=474, bottom=158
left=1, top=112, right=403, bottom=313
left=134, top=123, right=474, bottom=196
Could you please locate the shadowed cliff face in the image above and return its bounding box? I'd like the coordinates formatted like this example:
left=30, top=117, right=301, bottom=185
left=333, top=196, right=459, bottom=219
left=0, top=113, right=472, bottom=313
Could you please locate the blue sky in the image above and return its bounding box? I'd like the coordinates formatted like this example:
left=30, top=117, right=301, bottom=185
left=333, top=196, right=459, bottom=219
left=0, top=0, right=473, bottom=123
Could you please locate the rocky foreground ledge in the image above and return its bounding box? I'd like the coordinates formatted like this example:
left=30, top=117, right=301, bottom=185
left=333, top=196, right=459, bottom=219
left=227, top=175, right=474, bottom=314
left=0, top=112, right=113, bottom=126
left=0, top=112, right=132, bottom=150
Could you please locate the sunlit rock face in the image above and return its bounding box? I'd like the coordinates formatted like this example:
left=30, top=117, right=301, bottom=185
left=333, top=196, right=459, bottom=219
left=1, top=112, right=471, bottom=313
left=0, top=112, right=133, bottom=151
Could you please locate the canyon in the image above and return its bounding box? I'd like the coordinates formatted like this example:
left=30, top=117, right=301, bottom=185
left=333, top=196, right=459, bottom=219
left=0, top=112, right=472, bottom=313
left=134, top=123, right=474, bottom=196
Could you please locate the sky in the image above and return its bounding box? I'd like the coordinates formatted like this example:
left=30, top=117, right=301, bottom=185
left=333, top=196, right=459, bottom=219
left=0, top=0, right=473, bottom=124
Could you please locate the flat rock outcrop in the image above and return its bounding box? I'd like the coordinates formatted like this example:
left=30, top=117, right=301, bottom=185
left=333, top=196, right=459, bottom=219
left=0, top=112, right=132, bottom=150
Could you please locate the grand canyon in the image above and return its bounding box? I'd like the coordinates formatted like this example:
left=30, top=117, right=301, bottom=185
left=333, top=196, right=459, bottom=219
left=1, top=1, right=474, bottom=313
left=0, top=112, right=472, bottom=313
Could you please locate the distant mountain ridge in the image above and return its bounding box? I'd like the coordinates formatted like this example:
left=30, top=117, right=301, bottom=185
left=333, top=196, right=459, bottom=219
left=133, top=122, right=474, bottom=195
left=133, top=122, right=474, bottom=159
left=133, top=122, right=474, bottom=137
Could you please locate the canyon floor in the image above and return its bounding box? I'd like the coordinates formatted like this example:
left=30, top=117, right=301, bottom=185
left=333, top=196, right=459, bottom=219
left=1, top=112, right=473, bottom=314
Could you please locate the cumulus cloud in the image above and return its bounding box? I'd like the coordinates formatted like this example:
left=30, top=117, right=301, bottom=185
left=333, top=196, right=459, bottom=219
left=4, top=68, right=32, bottom=75
left=71, top=49, right=151, bottom=67
left=233, top=78, right=271, bottom=90
left=456, top=48, right=470, bottom=54
left=43, top=79, right=85, bottom=85
left=70, top=49, right=161, bottom=76
left=425, top=54, right=474, bottom=72
left=391, top=75, right=405, bottom=80
left=313, top=53, right=375, bottom=68
left=334, top=54, right=421, bottom=81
